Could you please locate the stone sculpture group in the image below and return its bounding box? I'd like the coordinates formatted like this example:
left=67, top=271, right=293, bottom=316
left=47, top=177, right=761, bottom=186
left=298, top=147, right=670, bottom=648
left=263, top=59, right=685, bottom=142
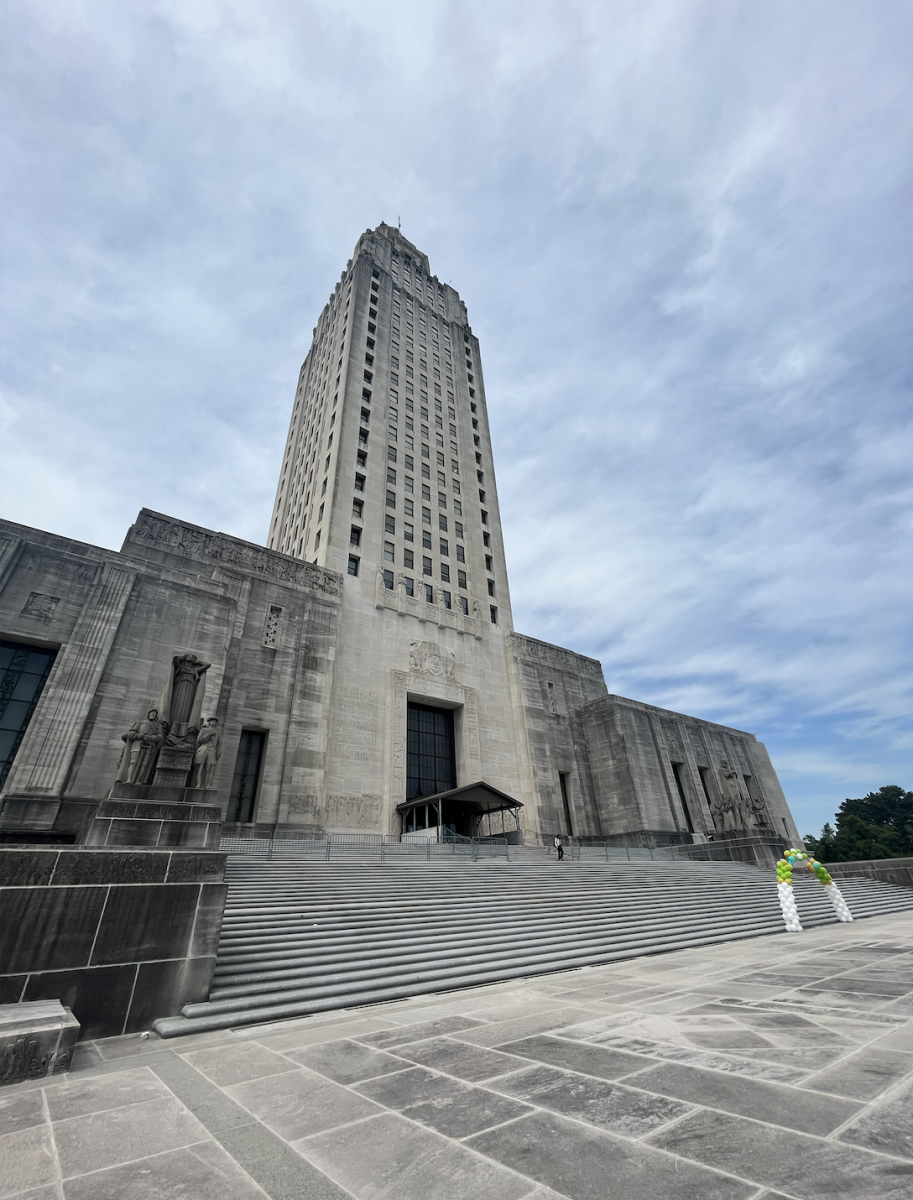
left=114, top=653, right=221, bottom=792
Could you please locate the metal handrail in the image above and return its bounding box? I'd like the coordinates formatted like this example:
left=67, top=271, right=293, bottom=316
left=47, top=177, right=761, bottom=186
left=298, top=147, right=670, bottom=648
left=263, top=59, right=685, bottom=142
left=219, top=831, right=509, bottom=861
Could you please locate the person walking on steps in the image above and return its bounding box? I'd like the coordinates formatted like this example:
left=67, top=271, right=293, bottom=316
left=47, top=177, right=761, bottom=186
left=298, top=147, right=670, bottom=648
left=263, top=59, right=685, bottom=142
left=554, top=835, right=564, bottom=861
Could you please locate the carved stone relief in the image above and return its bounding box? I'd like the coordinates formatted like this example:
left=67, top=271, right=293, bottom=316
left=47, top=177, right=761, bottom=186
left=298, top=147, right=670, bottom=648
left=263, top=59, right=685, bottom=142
left=506, top=631, right=603, bottom=678
left=409, top=640, right=455, bottom=679
left=325, top=795, right=383, bottom=828
left=21, top=593, right=60, bottom=620
left=262, top=605, right=283, bottom=649
left=329, top=689, right=379, bottom=762
left=131, top=512, right=342, bottom=596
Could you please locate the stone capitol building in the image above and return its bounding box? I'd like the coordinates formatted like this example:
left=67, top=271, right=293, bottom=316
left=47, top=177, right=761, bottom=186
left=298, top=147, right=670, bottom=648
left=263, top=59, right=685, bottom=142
left=0, top=223, right=800, bottom=852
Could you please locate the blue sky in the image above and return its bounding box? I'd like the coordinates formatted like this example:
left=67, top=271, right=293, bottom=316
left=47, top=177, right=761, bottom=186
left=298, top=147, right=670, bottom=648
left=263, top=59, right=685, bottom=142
left=2, top=0, right=911, bottom=836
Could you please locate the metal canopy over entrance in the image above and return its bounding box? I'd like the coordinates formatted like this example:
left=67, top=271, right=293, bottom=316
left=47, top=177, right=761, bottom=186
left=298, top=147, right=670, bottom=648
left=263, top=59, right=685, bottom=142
left=397, top=780, right=523, bottom=840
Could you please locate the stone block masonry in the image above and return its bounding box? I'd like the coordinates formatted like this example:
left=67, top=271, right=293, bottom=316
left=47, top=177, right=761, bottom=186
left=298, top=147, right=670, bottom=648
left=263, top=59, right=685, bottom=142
left=0, top=848, right=227, bottom=1038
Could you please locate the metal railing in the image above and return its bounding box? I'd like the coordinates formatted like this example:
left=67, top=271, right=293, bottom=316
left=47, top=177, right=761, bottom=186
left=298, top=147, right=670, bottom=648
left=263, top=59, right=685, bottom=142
left=520, top=830, right=783, bottom=866
left=219, top=832, right=509, bottom=861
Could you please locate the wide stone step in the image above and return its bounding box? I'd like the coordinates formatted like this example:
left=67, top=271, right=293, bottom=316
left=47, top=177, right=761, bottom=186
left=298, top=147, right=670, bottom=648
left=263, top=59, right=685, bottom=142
left=151, top=859, right=913, bottom=1038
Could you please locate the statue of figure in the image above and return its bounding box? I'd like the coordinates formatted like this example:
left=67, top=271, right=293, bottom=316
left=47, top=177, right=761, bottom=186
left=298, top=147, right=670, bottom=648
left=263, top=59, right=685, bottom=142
left=434, top=585, right=445, bottom=607
left=190, top=719, right=221, bottom=789
left=166, top=653, right=211, bottom=729
left=717, top=761, right=748, bottom=835
left=116, top=709, right=166, bottom=785
left=472, top=599, right=483, bottom=620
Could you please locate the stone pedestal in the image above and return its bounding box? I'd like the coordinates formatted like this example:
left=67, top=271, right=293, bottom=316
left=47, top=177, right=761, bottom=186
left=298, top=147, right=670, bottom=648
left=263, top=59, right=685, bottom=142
left=0, top=1000, right=79, bottom=1084
left=84, top=796, right=222, bottom=849
left=150, top=743, right=196, bottom=802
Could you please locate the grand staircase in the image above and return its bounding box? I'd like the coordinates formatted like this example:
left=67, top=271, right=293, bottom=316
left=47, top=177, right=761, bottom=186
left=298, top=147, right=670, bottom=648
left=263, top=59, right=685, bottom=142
left=153, top=856, right=913, bottom=1037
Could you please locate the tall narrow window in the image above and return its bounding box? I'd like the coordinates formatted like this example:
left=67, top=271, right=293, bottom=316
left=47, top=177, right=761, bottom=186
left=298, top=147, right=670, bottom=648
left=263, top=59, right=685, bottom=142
left=0, top=640, right=58, bottom=787
left=229, top=731, right=266, bottom=823
left=559, top=772, right=573, bottom=835
left=671, top=763, right=695, bottom=834
left=407, top=703, right=456, bottom=800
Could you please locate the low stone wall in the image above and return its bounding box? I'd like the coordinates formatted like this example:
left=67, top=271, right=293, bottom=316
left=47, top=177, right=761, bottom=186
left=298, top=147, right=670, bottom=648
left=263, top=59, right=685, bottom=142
left=0, top=847, right=227, bottom=1039
left=826, top=857, right=913, bottom=889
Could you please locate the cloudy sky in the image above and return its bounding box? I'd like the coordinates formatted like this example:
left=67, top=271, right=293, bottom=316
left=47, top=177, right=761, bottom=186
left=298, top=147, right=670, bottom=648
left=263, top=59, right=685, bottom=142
left=2, top=0, right=911, bottom=836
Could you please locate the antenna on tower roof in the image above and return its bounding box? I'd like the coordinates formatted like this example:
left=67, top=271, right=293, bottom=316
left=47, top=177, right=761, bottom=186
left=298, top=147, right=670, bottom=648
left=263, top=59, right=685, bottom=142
left=397, top=215, right=401, bottom=230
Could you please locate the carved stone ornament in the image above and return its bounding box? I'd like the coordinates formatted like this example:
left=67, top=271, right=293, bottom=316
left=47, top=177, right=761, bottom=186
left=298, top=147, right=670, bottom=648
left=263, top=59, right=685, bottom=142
left=506, top=631, right=603, bottom=678
left=409, top=640, right=455, bottom=679
left=21, top=592, right=60, bottom=620
left=190, top=718, right=222, bottom=789
left=132, top=511, right=343, bottom=597
left=116, top=708, right=167, bottom=785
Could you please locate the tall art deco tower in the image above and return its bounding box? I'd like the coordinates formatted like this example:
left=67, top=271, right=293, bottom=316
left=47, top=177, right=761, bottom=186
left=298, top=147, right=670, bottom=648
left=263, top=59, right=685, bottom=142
left=266, top=224, right=533, bottom=836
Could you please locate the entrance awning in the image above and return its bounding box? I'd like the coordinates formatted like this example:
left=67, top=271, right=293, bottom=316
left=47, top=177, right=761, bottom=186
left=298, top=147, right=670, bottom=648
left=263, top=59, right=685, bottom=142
left=397, top=781, right=523, bottom=816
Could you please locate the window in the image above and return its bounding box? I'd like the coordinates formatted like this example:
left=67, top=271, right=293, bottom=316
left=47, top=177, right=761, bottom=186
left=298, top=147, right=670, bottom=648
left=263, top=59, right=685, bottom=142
left=402, top=576, right=414, bottom=596
left=453, top=500, right=462, bottom=515
left=490, top=606, right=498, bottom=624
left=483, top=531, right=490, bottom=546
left=404, top=522, right=414, bottom=541
left=488, top=579, right=495, bottom=596
left=314, top=531, right=321, bottom=549
left=458, top=570, right=467, bottom=589
left=385, top=515, right=395, bottom=534
left=485, top=554, right=493, bottom=571
left=422, top=530, right=432, bottom=549
left=0, top=641, right=58, bottom=787
left=383, top=569, right=394, bottom=589
left=439, top=515, right=448, bottom=531
left=228, top=731, right=266, bottom=823
left=438, top=492, right=447, bottom=508
left=422, top=506, right=431, bottom=524
left=386, top=490, right=396, bottom=508
left=355, top=473, right=365, bottom=492
left=437, top=470, right=446, bottom=484
left=350, top=526, right=361, bottom=546
left=458, top=596, right=469, bottom=614
left=352, top=500, right=363, bottom=519
left=347, top=555, right=360, bottom=576
left=455, top=521, right=464, bottom=538
left=424, top=582, right=435, bottom=603
left=441, top=564, right=450, bottom=583
left=325, top=455, right=331, bottom=470
left=481, top=509, right=489, bottom=525
left=356, top=450, right=367, bottom=467
left=403, top=549, right=414, bottom=568
left=387, top=447, right=397, bottom=463
left=361, top=407, right=370, bottom=423
left=406, top=704, right=456, bottom=800
left=440, top=539, right=449, bottom=556
left=456, top=544, right=465, bottom=563
left=387, top=467, right=396, bottom=484
left=321, top=477, right=328, bottom=495
left=388, top=425, right=397, bottom=440
left=452, top=479, right=460, bottom=494
left=405, top=479, right=414, bottom=497
left=384, top=541, right=395, bottom=562
left=405, top=454, right=414, bottom=470
left=479, top=490, right=486, bottom=502
left=318, top=503, right=324, bottom=521
left=442, top=590, right=451, bottom=608
left=423, top=556, right=433, bottom=575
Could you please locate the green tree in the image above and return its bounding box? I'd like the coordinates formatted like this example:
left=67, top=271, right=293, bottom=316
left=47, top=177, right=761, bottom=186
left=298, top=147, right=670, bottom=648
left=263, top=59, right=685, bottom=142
left=804, top=785, right=913, bottom=862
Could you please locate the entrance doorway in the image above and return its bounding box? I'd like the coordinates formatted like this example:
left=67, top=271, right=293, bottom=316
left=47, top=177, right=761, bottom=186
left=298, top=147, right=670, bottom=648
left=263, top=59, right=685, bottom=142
left=406, top=703, right=456, bottom=801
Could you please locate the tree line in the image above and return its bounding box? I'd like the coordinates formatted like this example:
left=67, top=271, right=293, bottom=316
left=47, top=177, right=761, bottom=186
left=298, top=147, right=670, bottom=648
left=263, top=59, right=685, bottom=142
left=804, top=785, right=913, bottom=862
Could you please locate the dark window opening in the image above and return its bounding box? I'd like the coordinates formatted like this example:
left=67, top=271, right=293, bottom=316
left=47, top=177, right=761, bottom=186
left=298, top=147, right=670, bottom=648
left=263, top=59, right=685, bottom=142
left=406, top=703, right=456, bottom=800
left=229, top=731, right=265, bottom=823
left=0, top=640, right=58, bottom=787
left=559, top=771, right=573, bottom=836
left=671, top=763, right=695, bottom=834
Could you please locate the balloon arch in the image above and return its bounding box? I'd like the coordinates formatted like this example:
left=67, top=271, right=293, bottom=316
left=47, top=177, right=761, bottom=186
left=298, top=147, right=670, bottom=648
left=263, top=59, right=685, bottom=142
left=776, top=848, right=853, bottom=933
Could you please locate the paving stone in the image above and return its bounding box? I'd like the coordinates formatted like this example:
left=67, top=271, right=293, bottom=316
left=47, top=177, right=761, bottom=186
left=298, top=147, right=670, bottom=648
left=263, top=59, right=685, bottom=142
left=384, top=1036, right=529, bottom=1081
left=216, top=1120, right=351, bottom=1200
left=466, top=1109, right=755, bottom=1200
left=803, top=976, right=911, bottom=998
left=355, top=1069, right=532, bottom=1139
left=149, top=1055, right=258, bottom=1135
left=802, top=1046, right=913, bottom=1099
left=285, top=1039, right=412, bottom=1084
left=226, top=1066, right=381, bottom=1141
left=683, top=1028, right=777, bottom=1050
left=53, top=1094, right=208, bottom=1178
left=45, top=1066, right=171, bottom=1121
left=0, top=1123, right=58, bottom=1197
left=256, top=1015, right=396, bottom=1052
left=495, top=1034, right=653, bottom=1080
left=455, top=1007, right=635, bottom=1048
left=491, top=1063, right=692, bottom=1137
left=647, top=1107, right=913, bottom=1198
left=61, top=1139, right=268, bottom=1199
left=571, top=1033, right=807, bottom=1082
left=7, top=1186, right=60, bottom=1200
left=181, top=1041, right=298, bottom=1087
left=872, top=1023, right=913, bottom=1052
left=837, top=1077, right=913, bottom=1160
left=0, top=1088, right=45, bottom=1136
left=356, top=1016, right=486, bottom=1048
left=625, top=1060, right=862, bottom=1134
left=297, top=1111, right=533, bottom=1200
